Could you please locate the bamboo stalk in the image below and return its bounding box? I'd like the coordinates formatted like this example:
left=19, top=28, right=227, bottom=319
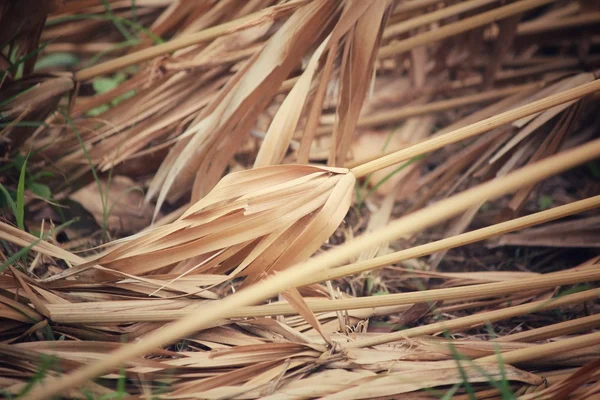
left=235, top=269, right=600, bottom=318
left=47, top=196, right=600, bottom=324
left=517, top=12, right=600, bottom=35
left=30, top=135, right=600, bottom=399
left=344, top=288, right=600, bottom=349
left=392, top=0, right=441, bottom=15
left=46, top=267, right=600, bottom=323
left=383, top=0, right=499, bottom=39
left=478, top=330, right=600, bottom=365
left=75, top=0, right=307, bottom=81
left=351, top=78, right=600, bottom=178
left=496, top=314, right=600, bottom=343
left=301, top=196, right=600, bottom=284
left=317, top=82, right=542, bottom=134
left=49, top=303, right=410, bottom=324
left=377, top=0, right=556, bottom=59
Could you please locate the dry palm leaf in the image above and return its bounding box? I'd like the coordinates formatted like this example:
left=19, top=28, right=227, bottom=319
left=489, top=215, right=600, bottom=248
left=255, top=0, right=390, bottom=167
left=41, top=195, right=600, bottom=325
left=27, top=126, right=600, bottom=399
left=2, top=2, right=600, bottom=398
left=327, top=0, right=391, bottom=167
left=30, top=0, right=560, bottom=212
left=146, top=0, right=341, bottom=216
left=81, top=165, right=354, bottom=283
left=2, top=81, right=597, bottom=269
left=9, top=77, right=591, bottom=320
left=40, top=78, right=600, bottom=281
left=0, top=75, right=73, bottom=155
left=27, top=1, right=308, bottom=200
left=71, top=1, right=311, bottom=81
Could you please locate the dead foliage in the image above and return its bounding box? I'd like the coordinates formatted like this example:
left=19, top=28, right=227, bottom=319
left=1, top=0, right=600, bottom=399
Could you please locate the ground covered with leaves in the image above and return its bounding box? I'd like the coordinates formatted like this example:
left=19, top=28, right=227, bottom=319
left=1, top=0, right=600, bottom=399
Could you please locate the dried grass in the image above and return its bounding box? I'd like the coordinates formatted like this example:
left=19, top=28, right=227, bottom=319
left=1, top=0, right=600, bottom=399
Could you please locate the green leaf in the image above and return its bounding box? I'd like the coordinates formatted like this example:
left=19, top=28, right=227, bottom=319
left=556, top=284, right=593, bottom=298
left=0, top=219, right=76, bottom=272
left=373, top=290, right=389, bottom=296
left=0, top=121, right=48, bottom=128
left=363, top=155, right=425, bottom=204
left=29, top=171, right=55, bottom=181
left=102, top=0, right=136, bottom=42
left=34, top=53, right=79, bottom=70
left=93, top=77, right=120, bottom=94
left=538, top=195, right=553, bottom=210
left=16, top=155, right=29, bottom=230
left=364, top=276, right=374, bottom=295
left=441, top=384, right=461, bottom=400
left=87, top=104, right=110, bottom=117
left=111, top=89, right=136, bottom=106
left=113, top=71, right=127, bottom=82
left=1, top=38, right=57, bottom=81
left=0, top=183, right=18, bottom=220
left=42, top=325, right=55, bottom=341
left=17, top=354, right=56, bottom=398
left=116, top=366, right=127, bottom=398
left=29, top=183, right=52, bottom=199
left=586, top=161, right=600, bottom=178
left=12, top=153, right=26, bottom=170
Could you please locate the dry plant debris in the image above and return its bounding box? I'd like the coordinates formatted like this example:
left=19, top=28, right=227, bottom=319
left=1, top=0, right=600, bottom=399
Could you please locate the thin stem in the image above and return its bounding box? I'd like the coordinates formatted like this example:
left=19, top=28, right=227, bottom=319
left=318, top=82, right=541, bottom=135
left=237, top=269, right=600, bottom=318
left=496, top=314, right=600, bottom=343
left=346, top=288, right=600, bottom=349
left=477, top=330, right=600, bottom=365
left=308, top=195, right=600, bottom=284
left=351, top=78, right=600, bottom=178
left=53, top=267, right=600, bottom=324
left=383, top=0, right=500, bottom=39
left=378, top=0, right=556, bottom=59
left=75, top=1, right=306, bottom=81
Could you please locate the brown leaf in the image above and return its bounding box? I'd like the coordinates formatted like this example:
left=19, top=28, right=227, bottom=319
left=84, top=165, right=354, bottom=284
left=71, top=176, right=156, bottom=234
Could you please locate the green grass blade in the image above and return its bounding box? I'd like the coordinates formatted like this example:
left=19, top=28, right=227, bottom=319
left=367, top=155, right=424, bottom=198
left=102, top=0, right=136, bottom=42
left=485, top=322, right=514, bottom=399
left=444, top=334, right=477, bottom=400
left=0, top=183, right=18, bottom=223
left=61, top=111, right=109, bottom=240
left=85, top=39, right=140, bottom=68
left=17, top=354, right=56, bottom=397
left=46, top=14, right=163, bottom=45
left=16, top=154, right=29, bottom=230
left=0, top=121, right=49, bottom=128
left=0, top=85, right=38, bottom=109
left=441, top=383, right=461, bottom=400
left=0, top=219, right=77, bottom=272
left=0, top=39, right=57, bottom=81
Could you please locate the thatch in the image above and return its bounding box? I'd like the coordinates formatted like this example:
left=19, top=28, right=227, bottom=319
left=1, top=0, right=600, bottom=399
